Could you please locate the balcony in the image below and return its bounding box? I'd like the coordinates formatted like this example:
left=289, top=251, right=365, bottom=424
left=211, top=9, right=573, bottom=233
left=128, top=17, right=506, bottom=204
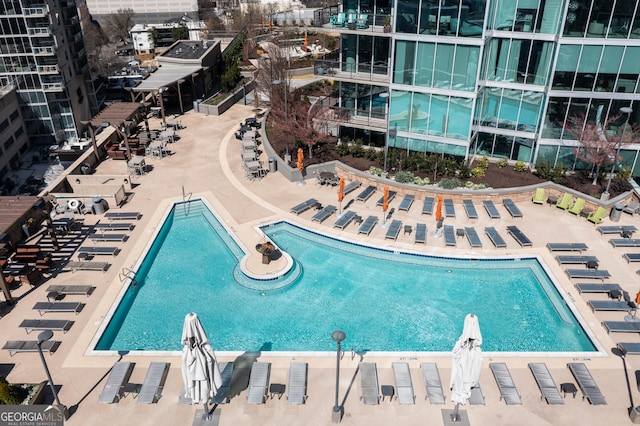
left=313, top=59, right=389, bottom=84
left=321, top=12, right=393, bottom=35
left=33, top=46, right=56, bottom=55
left=37, top=64, right=59, bottom=73
left=23, top=5, right=49, bottom=17
left=42, top=82, right=64, bottom=91
left=27, top=26, right=52, bottom=36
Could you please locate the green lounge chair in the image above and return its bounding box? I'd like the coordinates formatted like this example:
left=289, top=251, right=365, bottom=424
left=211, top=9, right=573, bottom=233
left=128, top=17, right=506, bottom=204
left=587, top=207, right=607, bottom=224
left=532, top=188, right=546, bottom=205
left=568, top=198, right=585, bottom=215
left=556, top=193, right=572, bottom=210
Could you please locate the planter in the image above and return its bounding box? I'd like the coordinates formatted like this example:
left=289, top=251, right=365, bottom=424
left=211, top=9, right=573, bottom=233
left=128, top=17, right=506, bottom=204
left=384, top=25, right=391, bottom=33
left=26, top=382, right=46, bottom=405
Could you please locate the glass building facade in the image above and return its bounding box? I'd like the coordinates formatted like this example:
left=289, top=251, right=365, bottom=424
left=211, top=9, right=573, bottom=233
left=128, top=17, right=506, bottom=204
left=323, top=0, right=640, bottom=175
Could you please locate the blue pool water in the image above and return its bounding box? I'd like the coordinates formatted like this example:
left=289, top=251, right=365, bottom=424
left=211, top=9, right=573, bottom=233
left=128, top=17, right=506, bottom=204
left=95, top=199, right=596, bottom=353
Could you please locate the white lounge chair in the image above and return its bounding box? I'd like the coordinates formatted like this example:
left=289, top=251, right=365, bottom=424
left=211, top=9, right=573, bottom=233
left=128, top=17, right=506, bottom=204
left=99, top=361, right=135, bottom=404
left=137, top=362, right=170, bottom=404
left=359, top=362, right=380, bottom=405
left=490, top=363, right=522, bottom=405
left=420, top=362, right=445, bottom=404
left=247, top=362, right=270, bottom=404
left=528, top=363, right=564, bottom=405
left=211, top=362, right=234, bottom=404
left=392, top=362, right=415, bottom=404
left=287, top=362, right=308, bottom=405
left=567, top=363, right=606, bottom=405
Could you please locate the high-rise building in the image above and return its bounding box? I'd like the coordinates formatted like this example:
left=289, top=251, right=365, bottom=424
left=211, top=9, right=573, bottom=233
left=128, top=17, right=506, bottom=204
left=0, top=0, right=96, bottom=146
left=84, top=0, right=199, bottom=26
left=319, top=1, right=640, bottom=175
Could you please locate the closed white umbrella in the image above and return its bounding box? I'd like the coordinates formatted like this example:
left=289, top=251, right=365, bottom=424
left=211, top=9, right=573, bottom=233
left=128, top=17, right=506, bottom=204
left=449, top=313, right=483, bottom=422
left=181, top=312, right=222, bottom=420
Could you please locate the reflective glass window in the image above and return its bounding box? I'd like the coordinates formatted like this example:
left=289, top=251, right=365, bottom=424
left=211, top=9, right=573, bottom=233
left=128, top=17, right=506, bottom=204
left=396, top=0, right=418, bottom=33
left=415, top=43, right=435, bottom=87
left=393, top=40, right=416, bottom=85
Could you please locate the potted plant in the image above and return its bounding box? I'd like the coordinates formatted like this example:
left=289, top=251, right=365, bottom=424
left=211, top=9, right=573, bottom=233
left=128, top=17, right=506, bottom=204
left=384, top=16, right=392, bottom=32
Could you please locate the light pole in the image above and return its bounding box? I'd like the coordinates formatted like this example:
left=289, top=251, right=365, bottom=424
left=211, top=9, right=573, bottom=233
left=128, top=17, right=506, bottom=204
left=273, top=79, right=290, bottom=161
left=331, top=330, right=346, bottom=423
left=603, top=106, right=633, bottom=200
left=158, top=87, right=167, bottom=127
left=378, top=92, right=394, bottom=178
left=37, top=330, right=67, bottom=419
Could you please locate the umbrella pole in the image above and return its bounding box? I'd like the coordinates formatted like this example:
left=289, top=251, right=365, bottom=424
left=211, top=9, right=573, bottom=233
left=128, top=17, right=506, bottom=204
left=203, top=401, right=210, bottom=421
left=451, top=402, right=460, bottom=422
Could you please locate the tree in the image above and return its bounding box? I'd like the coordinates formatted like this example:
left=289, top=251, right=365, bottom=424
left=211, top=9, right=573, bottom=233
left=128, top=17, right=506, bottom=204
left=82, top=18, right=109, bottom=76
left=564, top=111, right=639, bottom=185
left=104, top=8, right=135, bottom=44
left=172, top=23, right=189, bottom=41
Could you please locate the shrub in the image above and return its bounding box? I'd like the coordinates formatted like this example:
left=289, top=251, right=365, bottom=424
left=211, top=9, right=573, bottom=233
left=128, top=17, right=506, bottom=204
left=471, top=167, right=485, bottom=178
left=457, top=162, right=471, bottom=179
left=514, top=161, right=527, bottom=172
left=550, top=164, right=566, bottom=183
left=0, top=376, right=24, bottom=405
left=534, top=159, right=552, bottom=180
left=617, top=166, right=633, bottom=181
left=369, top=166, right=382, bottom=176
left=413, top=176, right=430, bottom=186
left=496, top=158, right=508, bottom=168
left=348, top=138, right=365, bottom=157
left=364, top=147, right=378, bottom=161
left=438, top=178, right=463, bottom=189
left=394, top=171, right=415, bottom=183
left=335, top=141, right=350, bottom=156
left=477, top=156, right=489, bottom=169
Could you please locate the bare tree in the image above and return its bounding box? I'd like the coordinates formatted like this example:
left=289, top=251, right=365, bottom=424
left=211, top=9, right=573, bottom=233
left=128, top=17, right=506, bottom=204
left=82, top=18, right=109, bottom=76
left=254, top=43, right=291, bottom=105
left=564, top=111, right=638, bottom=185
left=104, top=8, right=135, bottom=44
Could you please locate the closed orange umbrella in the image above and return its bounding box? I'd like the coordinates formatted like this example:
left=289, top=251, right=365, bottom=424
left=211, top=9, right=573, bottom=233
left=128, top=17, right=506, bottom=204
left=297, top=148, right=304, bottom=172
left=269, top=19, right=272, bottom=30
left=338, top=177, right=345, bottom=203
left=435, top=195, right=443, bottom=222
left=382, top=186, right=389, bottom=212
left=635, top=291, right=640, bottom=305
left=262, top=16, right=265, bottom=28
left=303, top=32, right=308, bottom=50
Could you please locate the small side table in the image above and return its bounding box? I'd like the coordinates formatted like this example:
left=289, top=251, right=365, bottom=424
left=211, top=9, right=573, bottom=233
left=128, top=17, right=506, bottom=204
left=381, top=385, right=394, bottom=402
left=269, top=383, right=285, bottom=400
left=561, top=382, right=577, bottom=399
left=547, top=195, right=558, bottom=206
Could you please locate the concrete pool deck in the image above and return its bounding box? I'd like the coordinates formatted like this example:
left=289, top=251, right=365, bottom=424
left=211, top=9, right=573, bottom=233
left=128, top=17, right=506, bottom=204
left=2, top=104, right=640, bottom=425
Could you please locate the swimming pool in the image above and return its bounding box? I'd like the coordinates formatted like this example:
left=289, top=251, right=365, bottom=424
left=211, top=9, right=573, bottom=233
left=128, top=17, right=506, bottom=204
left=93, top=199, right=598, bottom=354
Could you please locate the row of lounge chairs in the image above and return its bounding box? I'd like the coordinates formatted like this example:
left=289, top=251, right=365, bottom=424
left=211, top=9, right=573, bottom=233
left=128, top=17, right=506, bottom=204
left=533, top=188, right=607, bottom=224
left=246, top=361, right=307, bottom=405
left=99, top=361, right=171, bottom=404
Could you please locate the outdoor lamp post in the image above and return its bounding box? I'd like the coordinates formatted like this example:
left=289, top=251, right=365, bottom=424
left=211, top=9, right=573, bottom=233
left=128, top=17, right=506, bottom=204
left=272, top=79, right=290, bottom=160
left=378, top=92, right=396, bottom=178
left=158, top=87, right=167, bottom=127
left=603, top=106, right=633, bottom=200
left=37, top=330, right=67, bottom=419
left=331, top=330, right=346, bottom=423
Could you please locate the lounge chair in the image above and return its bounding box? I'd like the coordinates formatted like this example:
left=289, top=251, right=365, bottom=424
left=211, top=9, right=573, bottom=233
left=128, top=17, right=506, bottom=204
left=624, top=253, right=640, bottom=263
left=420, top=362, right=445, bottom=404
left=623, top=200, right=640, bottom=215
left=88, top=233, right=128, bottom=242
left=422, top=197, right=434, bottom=215
left=597, top=225, right=637, bottom=235
left=506, top=226, right=532, bottom=247
left=385, top=220, right=402, bottom=241
left=567, top=363, right=606, bottom=405
left=555, top=255, right=599, bottom=265
left=587, top=207, right=607, bottom=224
left=415, top=223, right=427, bottom=244
left=78, top=246, right=120, bottom=257
left=485, top=227, right=507, bottom=248
left=137, top=362, right=170, bottom=404
left=99, top=361, right=136, bottom=404
left=333, top=211, right=357, bottom=229
left=3, top=340, right=60, bottom=356
left=444, top=199, right=455, bottom=217
left=33, top=301, right=81, bottom=315
left=546, top=242, right=588, bottom=252
left=575, top=283, right=622, bottom=293
left=503, top=199, right=523, bottom=218
left=247, top=362, right=270, bottom=404
left=356, top=186, right=376, bottom=202
left=343, top=180, right=362, bottom=195
left=444, top=225, right=456, bottom=247
left=489, top=363, right=522, bottom=405
left=290, top=198, right=318, bottom=215
left=602, top=321, right=640, bottom=334
left=588, top=300, right=633, bottom=311
left=287, top=362, right=308, bottom=405
left=556, top=193, right=572, bottom=210
left=483, top=200, right=501, bottom=219
left=566, top=269, right=611, bottom=280
left=610, top=239, right=640, bottom=247
left=376, top=191, right=396, bottom=206
left=528, top=363, right=564, bottom=405
left=568, top=198, right=586, bottom=215
left=63, top=261, right=110, bottom=272
left=532, top=188, right=546, bottom=205
left=464, top=227, right=482, bottom=248
left=104, top=212, right=142, bottom=221
left=94, top=222, right=135, bottom=231
left=359, top=362, right=380, bottom=405
left=398, top=194, right=414, bottom=212
left=462, top=200, right=478, bottom=219
left=392, top=362, right=415, bottom=404
left=618, top=342, right=640, bottom=355
left=19, top=319, right=73, bottom=334
left=469, top=385, right=485, bottom=405
left=211, top=362, right=234, bottom=404
left=46, top=285, right=94, bottom=297
left=358, top=216, right=378, bottom=235
left=311, top=205, right=336, bottom=223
